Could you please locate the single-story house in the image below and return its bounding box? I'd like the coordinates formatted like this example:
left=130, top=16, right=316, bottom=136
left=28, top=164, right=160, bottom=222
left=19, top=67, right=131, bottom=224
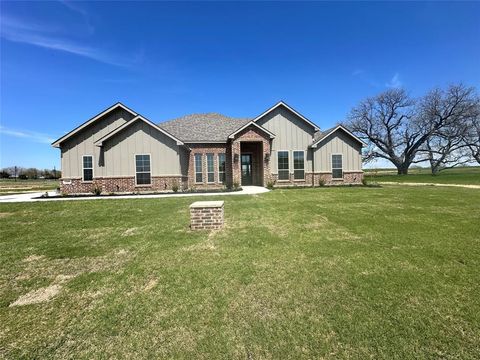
left=52, top=101, right=365, bottom=194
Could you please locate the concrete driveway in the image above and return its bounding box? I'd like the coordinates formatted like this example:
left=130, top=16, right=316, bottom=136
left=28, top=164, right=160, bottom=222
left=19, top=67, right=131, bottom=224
left=0, top=186, right=270, bottom=203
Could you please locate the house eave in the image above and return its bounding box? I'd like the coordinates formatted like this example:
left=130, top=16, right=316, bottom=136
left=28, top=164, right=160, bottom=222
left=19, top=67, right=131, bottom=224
left=51, top=102, right=138, bottom=148
left=227, top=121, right=276, bottom=139
left=310, top=125, right=367, bottom=148
left=252, top=101, right=320, bottom=132
left=94, top=115, right=184, bottom=147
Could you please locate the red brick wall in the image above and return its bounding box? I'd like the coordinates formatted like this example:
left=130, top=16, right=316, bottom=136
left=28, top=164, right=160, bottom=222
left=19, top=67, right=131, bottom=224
left=271, top=172, right=315, bottom=187
left=311, top=171, right=364, bottom=186
left=231, top=126, right=272, bottom=187
left=187, top=144, right=229, bottom=190
left=190, top=203, right=224, bottom=230
left=60, top=176, right=188, bottom=194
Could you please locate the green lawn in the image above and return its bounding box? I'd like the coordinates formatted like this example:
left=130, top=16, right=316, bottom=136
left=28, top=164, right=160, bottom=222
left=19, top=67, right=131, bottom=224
left=0, top=179, right=59, bottom=195
left=364, top=166, right=480, bottom=185
left=1, top=187, right=479, bottom=359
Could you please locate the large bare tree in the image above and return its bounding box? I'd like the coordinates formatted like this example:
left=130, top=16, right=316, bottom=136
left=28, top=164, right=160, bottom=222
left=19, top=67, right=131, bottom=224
left=465, top=117, right=480, bottom=164
left=345, top=89, right=423, bottom=174
left=345, top=84, right=479, bottom=174
left=418, top=84, right=480, bottom=173
left=422, top=124, right=471, bottom=174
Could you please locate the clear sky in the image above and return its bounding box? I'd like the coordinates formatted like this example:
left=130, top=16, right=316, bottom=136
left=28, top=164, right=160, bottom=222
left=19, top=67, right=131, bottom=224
left=1, top=1, right=479, bottom=169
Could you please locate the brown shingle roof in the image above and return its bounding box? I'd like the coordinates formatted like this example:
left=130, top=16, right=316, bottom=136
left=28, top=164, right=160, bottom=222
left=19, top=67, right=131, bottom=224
left=159, top=113, right=251, bottom=142
left=313, top=127, right=336, bottom=143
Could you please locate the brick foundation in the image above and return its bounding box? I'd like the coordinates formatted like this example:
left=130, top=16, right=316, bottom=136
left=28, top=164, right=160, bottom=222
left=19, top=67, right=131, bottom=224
left=231, top=126, right=272, bottom=187
left=271, top=171, right=364, bottom=187
left=187, top=144, right=230, bottom=190
left=60, top=176, right=188, bottom=195
left=311, top=171, right=364, bottom=186
left=190, top=201, right=224, bottom=230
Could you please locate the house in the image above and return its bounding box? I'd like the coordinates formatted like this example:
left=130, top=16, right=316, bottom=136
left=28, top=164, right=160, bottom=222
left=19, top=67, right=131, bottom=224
left=52, top=101, right=365, bottom=194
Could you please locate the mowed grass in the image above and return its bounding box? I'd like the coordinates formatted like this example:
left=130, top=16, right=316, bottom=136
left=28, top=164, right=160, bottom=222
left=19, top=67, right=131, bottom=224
left=0, top=179, right=59, bottom=195
left=1, top=187, right=479, bottom=359
left=365, top=166, right=480, bottom=185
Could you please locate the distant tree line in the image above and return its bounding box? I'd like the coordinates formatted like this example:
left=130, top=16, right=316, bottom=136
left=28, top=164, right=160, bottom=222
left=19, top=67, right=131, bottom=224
left=344, top=84, right=480, bottom=174
left=0, top=167, right=61, bottom=180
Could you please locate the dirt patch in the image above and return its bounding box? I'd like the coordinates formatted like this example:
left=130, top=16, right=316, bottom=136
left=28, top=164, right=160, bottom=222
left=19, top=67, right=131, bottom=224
left=16, top=249, right=132, bottom=284
left=0, top=212, right=13, bottom=218
left=143, top=278, right=158, bottom=292
left=183, top=238, right=217, bottom=252
left=304, top=215, right=329, bottom=230
left=23, top=254, right=45, bottom=262
left=9, top=284, right=62, bottom=307
left=122, top=227, right=138, bottom=237
left=264, top=222, right=289, bottom=238
left=10, top=250, right=133, bottom=307
left=55, top=274, right=75, bottom=283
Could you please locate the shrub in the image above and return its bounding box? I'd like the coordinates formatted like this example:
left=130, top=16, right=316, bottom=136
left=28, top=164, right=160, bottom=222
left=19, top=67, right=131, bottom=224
left=318, top=177, right=326, bottom=187
left=172, top=182, right=179, bottom=193
left=266, top=181, right=275, bottom=190
left=92, top=187, right=102, bottom=196
left=361, top=177, right=368, bottom=186
left=233, top=182, right=240, bottom=190
left=0, top=170, right=10, bottom=178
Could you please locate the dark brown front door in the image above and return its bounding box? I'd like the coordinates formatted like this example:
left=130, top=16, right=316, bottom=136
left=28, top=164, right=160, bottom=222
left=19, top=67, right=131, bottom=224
left=241, top=154, right=252, bottom=185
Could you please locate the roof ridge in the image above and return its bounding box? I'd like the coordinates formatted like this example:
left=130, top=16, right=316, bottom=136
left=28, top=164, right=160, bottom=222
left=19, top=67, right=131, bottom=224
left=159, top=112, right=250, bottom=126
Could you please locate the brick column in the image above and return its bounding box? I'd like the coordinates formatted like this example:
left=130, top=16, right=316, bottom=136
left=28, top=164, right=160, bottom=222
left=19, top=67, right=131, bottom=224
left=190, top=201, right=224, bottom=230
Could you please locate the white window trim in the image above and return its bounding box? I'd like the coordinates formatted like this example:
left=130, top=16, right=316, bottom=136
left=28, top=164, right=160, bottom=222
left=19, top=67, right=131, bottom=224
left=82, top=155, right=94, bottom=183
left=134, top=153, right=152, bottom=186
left=218, top=153, right=226, bottom=184
left=206, top=153, right=215, bottom=184
left=277, top=150, right=290, bottom=182
left=293, top=150, right=306, bottom=181
left=331, top=153, right=344, bottom=180
left=194, top=153, right=203, bottom=184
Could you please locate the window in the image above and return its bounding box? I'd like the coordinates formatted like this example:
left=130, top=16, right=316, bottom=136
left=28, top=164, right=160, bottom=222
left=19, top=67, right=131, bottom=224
left=135, top=154, right=151, bottom=185
left=277, top=151, right=289, bottom=180
left=82, top=155, right=93, bottom=181
left=194, top=153, right=203, bottom=183
left=293, top=151, right=305, bottom=180
left=207, top=153, right=215, bottom=183
left=218, top=153, right=226, bottom=183
left=332, top=154, right=343, bottom=179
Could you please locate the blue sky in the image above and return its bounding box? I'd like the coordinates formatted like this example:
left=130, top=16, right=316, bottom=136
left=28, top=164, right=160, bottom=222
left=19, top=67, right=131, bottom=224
left=1, top=1, right=479, bottom=169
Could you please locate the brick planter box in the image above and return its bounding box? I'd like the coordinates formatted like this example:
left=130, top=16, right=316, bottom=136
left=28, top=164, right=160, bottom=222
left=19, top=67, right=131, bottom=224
left=190, top=201, right=224, bottom=230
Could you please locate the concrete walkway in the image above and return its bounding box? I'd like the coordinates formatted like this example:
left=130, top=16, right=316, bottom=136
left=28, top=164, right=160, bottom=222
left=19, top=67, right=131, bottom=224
left=378, top=182, right=480, bottom=189
left=0, top=186, right=270, bottom=203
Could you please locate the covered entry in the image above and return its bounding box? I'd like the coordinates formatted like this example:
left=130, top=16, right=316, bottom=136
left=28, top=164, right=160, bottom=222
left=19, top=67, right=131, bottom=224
left=240, top=142, right=264, bottom=186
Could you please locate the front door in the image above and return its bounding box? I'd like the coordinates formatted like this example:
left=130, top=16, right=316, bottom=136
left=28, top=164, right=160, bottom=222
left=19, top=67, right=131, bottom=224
left=241, top=154, right=252, bottom=185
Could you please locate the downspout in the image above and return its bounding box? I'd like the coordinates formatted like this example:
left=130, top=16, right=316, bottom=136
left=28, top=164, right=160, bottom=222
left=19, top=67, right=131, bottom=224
left=311, top=147, right=315, bottom=187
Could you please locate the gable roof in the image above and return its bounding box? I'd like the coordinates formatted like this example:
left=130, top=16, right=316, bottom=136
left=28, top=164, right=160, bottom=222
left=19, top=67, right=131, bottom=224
left=94, top=115, right=184, bottom=147
left=311, top=125, right=366, bottom=148
left=159, top=113, right=251, bottom=143
left=252, top=101, right=320, bottom=131
left=227, top=121, right=276, bottom=139
left=51, top=102, right=137, bottom=148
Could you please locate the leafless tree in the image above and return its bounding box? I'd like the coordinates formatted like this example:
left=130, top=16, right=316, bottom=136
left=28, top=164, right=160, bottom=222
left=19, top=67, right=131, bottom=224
left=345, top=85, right=479, bottom=174
left=465, top=117, right=480, bottom=164
left=345, top=89, right=425, bottom=174
left=417, top=84, right=480, bottom=173
left=422, top=124, right=471, bottom=174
